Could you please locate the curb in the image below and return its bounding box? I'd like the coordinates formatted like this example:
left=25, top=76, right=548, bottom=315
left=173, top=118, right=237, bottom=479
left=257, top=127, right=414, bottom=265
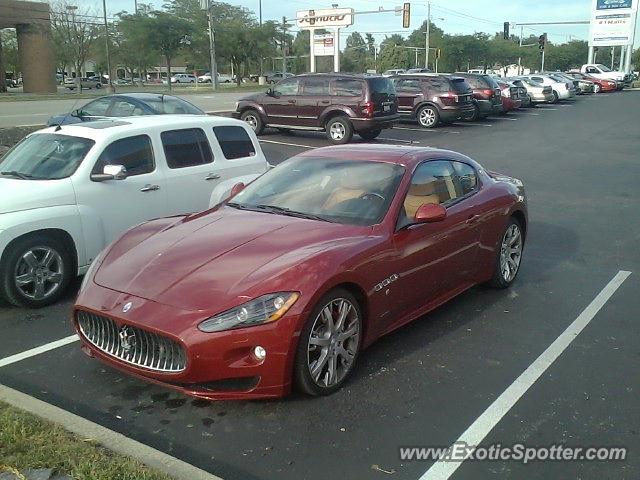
left=0, top=384, right=223, bottom=480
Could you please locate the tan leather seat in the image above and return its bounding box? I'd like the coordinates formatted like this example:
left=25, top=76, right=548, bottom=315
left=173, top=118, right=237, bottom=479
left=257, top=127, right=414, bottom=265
left=323, top=187, right=365, bottom=210
left=403, top=180, right=440, bottom=218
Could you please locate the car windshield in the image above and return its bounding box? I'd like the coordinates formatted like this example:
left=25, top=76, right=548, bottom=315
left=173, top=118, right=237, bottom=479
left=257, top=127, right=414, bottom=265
left=0, top=133, right=94, bottom=180
left=595, top=64, right=611, bottom=72
left=229, top=157, right=405, bottom=226
left=144, top=96, right=204, bottom=115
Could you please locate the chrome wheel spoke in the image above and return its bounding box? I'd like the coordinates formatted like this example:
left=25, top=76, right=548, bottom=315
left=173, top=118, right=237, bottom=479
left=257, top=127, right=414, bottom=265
left=41, top=249, right=56, bottom=268
left=310, top=349, right=329, bottom=381
left=309, top=335, right=331, bottom=347
left=48, top=272, right=63, bottom=284
left=337, top=324, right=358, bottom=342
left=322, top=306, right=334, bottom=333
left=33, top=280, right=45, bottom=300
left=22, top=251, right=39, bottom=269
left=15, top=273, right=35, bottom=286
left=326, top=353, right=337, bottom=384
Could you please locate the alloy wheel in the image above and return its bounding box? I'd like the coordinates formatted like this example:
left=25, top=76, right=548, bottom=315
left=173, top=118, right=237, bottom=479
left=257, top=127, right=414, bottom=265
left=329, top=121, right=346, bottom=141
left=307, top=298, right=360, bottom=388
left=499, top=224, right=523, bottom=283
left=419, top=107, right=437, bottom=127
left=243, top=114, right=258, bottom=130
left=14, top=246, right=64, bottom=301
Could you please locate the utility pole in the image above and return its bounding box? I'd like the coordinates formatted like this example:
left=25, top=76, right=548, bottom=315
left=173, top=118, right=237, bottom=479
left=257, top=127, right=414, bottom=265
left=282, top=16, right=287, bottom=74
left=207, top=2, right=218, bottom=91
left=424, top=1, right=430, bottom=69
left=517, top=25, right=523, bottom=74
left=102, top=0, right=114, bottom=92
left=258, top=0, right=263, bottom=75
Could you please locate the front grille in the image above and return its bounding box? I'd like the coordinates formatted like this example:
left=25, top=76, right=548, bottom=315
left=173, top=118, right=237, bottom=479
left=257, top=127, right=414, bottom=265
left=77, top=311, right=187, bottom=373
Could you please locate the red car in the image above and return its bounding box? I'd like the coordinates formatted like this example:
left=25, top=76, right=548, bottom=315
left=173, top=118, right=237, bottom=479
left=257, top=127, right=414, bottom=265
left=566, top=71, right=617, bottom=93
left=74, top=145, right=528, bottom=400
left=497, top=81, right=522, bottom=113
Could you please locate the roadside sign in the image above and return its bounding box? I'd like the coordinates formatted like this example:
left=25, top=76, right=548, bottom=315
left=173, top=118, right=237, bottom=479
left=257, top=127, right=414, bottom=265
left=296, top=8, right=354, bottom=28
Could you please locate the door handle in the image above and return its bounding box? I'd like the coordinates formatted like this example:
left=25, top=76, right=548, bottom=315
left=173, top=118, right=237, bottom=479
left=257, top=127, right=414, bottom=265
left=205, top=173, right=221, bottom=181
left=287, top=99, right=296, bottom=104
left=320, top=100, right=330, bottom=104
left=466, top=214, right=481, bottom=224
left=140, top=184, right=160, bottom=192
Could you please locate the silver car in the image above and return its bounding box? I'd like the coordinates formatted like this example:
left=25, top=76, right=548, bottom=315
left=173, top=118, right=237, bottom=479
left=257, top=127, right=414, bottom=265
left=513, top=77, right=555, bottom=104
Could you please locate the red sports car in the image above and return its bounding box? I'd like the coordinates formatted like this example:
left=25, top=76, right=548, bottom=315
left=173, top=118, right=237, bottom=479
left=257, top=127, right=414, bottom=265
left=74, top=145, right=528, bottom=400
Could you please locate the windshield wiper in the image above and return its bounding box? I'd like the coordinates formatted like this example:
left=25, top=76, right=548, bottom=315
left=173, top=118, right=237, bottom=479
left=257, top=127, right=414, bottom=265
left=1, top=170, right=34, bottom=180
left=255, top=204, right=332, bottom=222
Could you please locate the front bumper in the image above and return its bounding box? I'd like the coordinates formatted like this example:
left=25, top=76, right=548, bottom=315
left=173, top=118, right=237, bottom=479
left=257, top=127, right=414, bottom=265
left=74, top=283, right=303, bottom=400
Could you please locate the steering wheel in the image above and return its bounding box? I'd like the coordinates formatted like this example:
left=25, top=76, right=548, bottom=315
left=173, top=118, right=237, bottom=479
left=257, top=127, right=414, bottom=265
left=359, top=192, right=385, bottom=202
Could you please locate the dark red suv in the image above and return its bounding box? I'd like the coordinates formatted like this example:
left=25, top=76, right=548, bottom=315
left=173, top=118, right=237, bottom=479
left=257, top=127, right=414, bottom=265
left=235, top=73, right=398, bottom=144
left=392, top=74, right=475, bottom=128
left=453, top=73, right=502, bottom=120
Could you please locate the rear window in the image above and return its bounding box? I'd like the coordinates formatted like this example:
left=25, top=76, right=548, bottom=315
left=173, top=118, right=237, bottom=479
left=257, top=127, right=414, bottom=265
left=161, top=128, right=213, bottom=169
left=369, top=77, right=395, bottom=95
left=449, top=78, right=472, bottom=94
left=482, top=75, right=500, bottom=89
left=213, top=126, right=256, bottom=160
left=144, top=96, right=203, bottom=115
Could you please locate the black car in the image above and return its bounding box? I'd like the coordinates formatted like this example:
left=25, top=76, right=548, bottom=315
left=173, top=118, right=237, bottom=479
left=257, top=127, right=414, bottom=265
left=453, top=73, right=503, bottom=119
left=392, top=74, right=475, bottom=128
left=235, top=73, right=399, bottom=144
left=46, top=93, right=206, bottom=126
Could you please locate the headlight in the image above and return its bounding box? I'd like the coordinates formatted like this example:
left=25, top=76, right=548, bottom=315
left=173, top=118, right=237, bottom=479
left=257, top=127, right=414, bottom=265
left=198, top=292, right=299, bottom=333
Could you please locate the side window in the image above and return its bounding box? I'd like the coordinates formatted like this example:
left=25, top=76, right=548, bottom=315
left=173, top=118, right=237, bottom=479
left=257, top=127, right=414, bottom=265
left=532, top=76, right=544, bottom=83
left=161, top=128, right=213, bottom=169
left=92, top=135, right=154, bottom=177
left=110, top=100, right=145, bottom=117
left=428, top=77, right=448, bottom=91
left=274, top=78, right=299, bottom=96
left=401, top=160, right=459, bottom=223
left=333, top=79, right=364, bottom=96
left=81, top=98, right=112, bottom=116
left=213, top=126, right=256, bottom=160
left=451, top=161, right=478, bottom=196
left=395, top=79, right=422, bottom=93
left=586, top=67, right=597, bottom=74
left=303, top=78, right=330, bottom=95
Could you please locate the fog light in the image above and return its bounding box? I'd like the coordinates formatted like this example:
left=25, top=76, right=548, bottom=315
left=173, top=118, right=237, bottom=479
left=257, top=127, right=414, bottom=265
left=253, top=345, right=266, bottom=361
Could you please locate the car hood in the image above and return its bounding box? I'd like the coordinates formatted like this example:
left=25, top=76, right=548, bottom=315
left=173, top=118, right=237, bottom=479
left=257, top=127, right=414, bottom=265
left=0, top=177, right=76, bottom=215
left=94, top=207, right=362, bottom=311
left=240, top=92, right=266, bottom=103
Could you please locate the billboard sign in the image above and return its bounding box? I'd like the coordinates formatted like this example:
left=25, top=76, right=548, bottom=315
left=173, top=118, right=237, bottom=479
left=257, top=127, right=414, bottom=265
left=313, top=34, right=335, bottom=56
left=296, top=8, right=354, bottom=28
left=589, top=0, right=638, bottom=45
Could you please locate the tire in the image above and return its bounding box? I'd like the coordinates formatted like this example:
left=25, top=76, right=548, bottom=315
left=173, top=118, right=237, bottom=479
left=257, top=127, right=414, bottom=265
left=95, top=83, right=102, bottom=89
left=0, top=234, right=73, bottom=308
left=467, top=103, right=480, bottom=122
left=240, top=109, right=264, bottom=135
left=551, top=91, right=559, bottom=103
left=594, top=83, right=602, bottom=93
left=325, top=116, right=353, bottom=144
left=359, top=129, right=382, bottom=141
left=294, top=288, right=363, bottom=396
left=488, top=217, right=524, bottom=289
left=417, top=105, right=439, bottom=128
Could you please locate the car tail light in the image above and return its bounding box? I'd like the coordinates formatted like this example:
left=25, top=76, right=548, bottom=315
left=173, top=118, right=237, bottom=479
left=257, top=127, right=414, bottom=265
left=362, top=101, right=375, bottom=118
left=482, top=88, right=494, bottom=97
left=440, top=92, right=458, bottom=106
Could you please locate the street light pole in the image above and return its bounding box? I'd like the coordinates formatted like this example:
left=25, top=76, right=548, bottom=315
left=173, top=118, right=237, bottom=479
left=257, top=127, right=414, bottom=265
left=425, top=1, right=430, bottom=68
left=102, top=0, right=114, bottom=92
left=208, top=4, right=218, bottom=91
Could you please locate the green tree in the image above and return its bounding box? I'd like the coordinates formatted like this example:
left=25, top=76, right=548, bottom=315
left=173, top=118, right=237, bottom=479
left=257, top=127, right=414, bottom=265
left=378, top=43, right=410, bottom=72
left=342, top=32, right=369, bottom=73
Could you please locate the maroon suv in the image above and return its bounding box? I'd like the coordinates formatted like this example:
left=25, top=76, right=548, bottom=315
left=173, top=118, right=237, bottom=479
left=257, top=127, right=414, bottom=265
left=235, top=73, right=399, bottom=144
left=392, top=74, right=475, bottom=128
left=453, top=73, right=503, bottom=120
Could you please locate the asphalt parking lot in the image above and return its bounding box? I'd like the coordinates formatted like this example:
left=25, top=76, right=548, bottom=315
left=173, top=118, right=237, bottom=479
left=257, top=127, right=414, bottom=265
left=1, top=91, right=639, bottom=480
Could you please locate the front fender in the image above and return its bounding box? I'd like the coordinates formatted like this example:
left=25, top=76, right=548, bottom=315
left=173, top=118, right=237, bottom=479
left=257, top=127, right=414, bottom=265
left=0, top=205, right=85, bottom=273
left=237, top=101, right=268, bottom=120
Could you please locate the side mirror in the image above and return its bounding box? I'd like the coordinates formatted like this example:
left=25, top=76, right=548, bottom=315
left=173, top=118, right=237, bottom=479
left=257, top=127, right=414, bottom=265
left=415, top=203, right=446, bottom=223
left=229, top=182, right=245, bottom=198
left=266, top=88, right=273, bottom=96
left=91, top=164, right=127, bottom=182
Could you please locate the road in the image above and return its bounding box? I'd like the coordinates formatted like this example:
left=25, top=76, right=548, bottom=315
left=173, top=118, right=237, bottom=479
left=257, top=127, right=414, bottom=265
left=1, top=91, right=639, bottom=480
left=0, top=90, right=245, bottom=127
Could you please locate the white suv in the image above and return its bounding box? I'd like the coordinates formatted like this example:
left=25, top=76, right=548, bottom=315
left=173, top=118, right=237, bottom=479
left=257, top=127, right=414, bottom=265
left=0, top=116, right=269, bottom=307
left=170, top=74, right=196, bottom=84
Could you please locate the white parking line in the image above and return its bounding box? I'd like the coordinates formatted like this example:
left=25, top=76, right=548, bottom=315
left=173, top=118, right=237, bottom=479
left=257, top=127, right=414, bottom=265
left=394, top=127, right=461, bottom=134
left=452, top=122, right=493, bottom=128
left=493, top=117, right=518, bottom=121
left=259, top=139, right=316, bottom=149
left=1, top=113, right=49, bottom=117
left=378, top=137, right=421, bottom=144
left=0, top=334, right=79, bottom=368
left=419, top=270, right=631, bottom=480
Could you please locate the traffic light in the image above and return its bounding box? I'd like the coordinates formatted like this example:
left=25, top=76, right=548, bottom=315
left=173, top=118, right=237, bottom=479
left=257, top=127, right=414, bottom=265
left=538, top=33, right=546, bottom=51
left=503, top=22, right=510, bottom=40
left=402, top=3, right=411, bottom=28
left=309, top=9, right=315, bottom=26
left=434, top=48, right=441, bottom=60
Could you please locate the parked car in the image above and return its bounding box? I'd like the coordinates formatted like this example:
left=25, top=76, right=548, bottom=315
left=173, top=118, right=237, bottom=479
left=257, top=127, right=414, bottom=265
left=580, top=64, right=631, bottom=89
left=544, top=72, right=582, bottom=96
left=511, top=77, right=554, bottom=104
left=520, top=74, right=574, bottom=102
left=266, top=72, right=294, bottom=84
left=392, top=74, right=475, bottom=128
left=73, top=144, right=528, bottom=400
left=198, top=72, right=234, bottom=83
left=496, top=80, right=522, bottom=113
left=113, top=78, right=133, bottom=86
left=64, top=77, right=102, bottom=90
left=549, top=71, right=594, bottom=94
left=453, top=73, right=502, bottom=120
left=46, top=93, right=206, bottom=126
left=566, top=71, right=616, bottom=93
left=383, top=69, right=406, bottom=77
left=5, top=79, right=17, bottom=88
left=170, top=73, right=197, bottom=84
left=236, top=73, right=399, bottom=144
left=0, top=116, right=269, bottom=307
left=405, top=68, right=432, bottom=74
left=504, top=79, right=532, bottom=107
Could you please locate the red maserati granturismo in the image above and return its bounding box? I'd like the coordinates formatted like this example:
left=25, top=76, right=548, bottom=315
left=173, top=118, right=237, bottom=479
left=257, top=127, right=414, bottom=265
left=73, top=145, right=527, bottom=400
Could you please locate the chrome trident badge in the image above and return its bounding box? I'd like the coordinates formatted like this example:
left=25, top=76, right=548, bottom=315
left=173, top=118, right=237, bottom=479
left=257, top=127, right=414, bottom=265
left=118, top=326, right=136, bottom=353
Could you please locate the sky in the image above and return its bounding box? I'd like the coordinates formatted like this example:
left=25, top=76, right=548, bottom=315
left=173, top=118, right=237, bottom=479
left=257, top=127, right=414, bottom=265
left=68, top=0, right=640, bottom=48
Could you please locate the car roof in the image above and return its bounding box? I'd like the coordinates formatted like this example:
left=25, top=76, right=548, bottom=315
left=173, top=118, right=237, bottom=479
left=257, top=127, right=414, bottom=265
left=296, top=144, right=477, bottom=169
left=295, top=72, right=387, bottom=80
left=33, top=115, right=246, bottom=141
